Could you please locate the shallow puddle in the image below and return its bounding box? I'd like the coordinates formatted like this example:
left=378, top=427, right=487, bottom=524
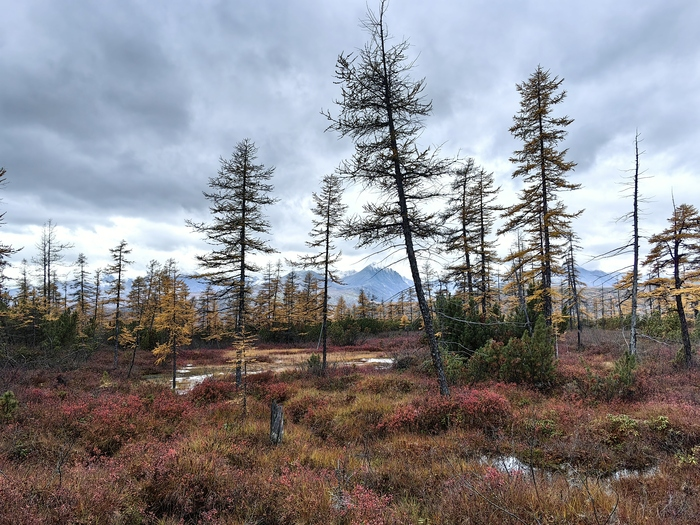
left=481, top=454, right=660, bottom=481
left=145, top=356, right=395, bottom=392
left=144, top=363, right=233, bottom=392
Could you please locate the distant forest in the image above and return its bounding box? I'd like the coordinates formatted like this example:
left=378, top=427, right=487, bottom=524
left=1, top=1, right=698, bottom=375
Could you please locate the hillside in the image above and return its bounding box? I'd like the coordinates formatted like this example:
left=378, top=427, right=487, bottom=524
left=100, top=264, right=619, bottom=306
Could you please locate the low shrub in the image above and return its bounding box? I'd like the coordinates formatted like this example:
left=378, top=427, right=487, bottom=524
left=305, top=404, right=337, bottom=440
left=379, top=388, right=512, bottom=435
left=338, top=484, right=395, bottom=525
left=316, top=369, right=361, bottom=392
left=246, top=370, right=276, bottom=385
left=249, top=380, right=294, bottom=403
left=0, top=390, right=19, bottom=421
left=572, top=351, right=643, bottom=401
left=392, top=351, right=420, bottom=371
left=333, top=397, right=393, bottom=443
left=454, top=389, right=513, bottom=430
left=136, top=444, right=241, bottom=521
left=359, top=376, right=414, bottom=396
left=285, top=394, right=329, bottom=424
left=189, top=376, right=237, bottom=405
left=468, top=316, right=557, bottom=389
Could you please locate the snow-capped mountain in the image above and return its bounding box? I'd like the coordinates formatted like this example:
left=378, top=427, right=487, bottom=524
left=180, top=264, right=414, bottom=306
left=575, top=267, right=622, bottom=288
left=23, top=264, right=620, bottom=307
left=329, top=264, right=414, bottom=304
left=274, top=265, right=414, bottom=305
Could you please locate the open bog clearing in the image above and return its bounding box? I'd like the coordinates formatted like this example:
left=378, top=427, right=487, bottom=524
left=144, top=345, right=395, bottom=391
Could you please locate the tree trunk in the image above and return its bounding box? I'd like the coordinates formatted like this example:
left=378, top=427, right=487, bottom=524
left=378, top=17, right=449, bottom=396
left=630, top=132, right=640, bottom=356
left=270, top=400, right=284, bottom=445
left=676, top=293, right=692, bottom=367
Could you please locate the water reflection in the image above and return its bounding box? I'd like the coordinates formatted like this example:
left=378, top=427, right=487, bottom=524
left=480, top=454, right=659, bottom=481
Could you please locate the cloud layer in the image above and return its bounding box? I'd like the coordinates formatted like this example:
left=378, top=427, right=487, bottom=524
left=1, top=0, right=698, bottom=279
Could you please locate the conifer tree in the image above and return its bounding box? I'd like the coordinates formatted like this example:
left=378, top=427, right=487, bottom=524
left=253, top=260, right=285, bottom=334
left=294, top=174, right=347, bottom=370
left=0, top=168, right=19, bottom=286
left=563, top=233, right=585, bottom=349
left=141, top=260, right=164, bottom=350
left=152, top=259, right=195, bottom=389
left=254, top=262, right=276, bottom=331
left=356, top=289, right=371, bottom=319
left=334, top=296, right=349, bottom=320
left=126, top=274, right=147, bottom=378
left=643, top=202, right=700, bottom=367
left=197, top=284, right=224, bottom=344
left=324, top=0, right=451, bottom=395
left=92, top=267, right=104, bottom=328
left=500, top=66, right=580, bottom=326
left=187, top=139, right=278, bottom=382
left=502, top=230, right=535, bottom=334
left=106, top=240, right=132, bottom=369
left=442, top=159, right=478, bottom=299
left=281, top=270, right=299, bottom=339
left=71, top=253, right=93, bottom=322
left=442, top=159, right=501, bottom=314
left=473, top=167, right=502, bottom=316
left=32, top=220, right=73, bottom=308
left=299, top=271, right=321, bottom=327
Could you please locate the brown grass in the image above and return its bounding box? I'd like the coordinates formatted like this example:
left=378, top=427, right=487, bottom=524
left=1, top=329, right=700, bottom=523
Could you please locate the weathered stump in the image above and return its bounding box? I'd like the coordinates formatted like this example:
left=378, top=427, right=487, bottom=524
left=270, top=400, right=284, bottom=445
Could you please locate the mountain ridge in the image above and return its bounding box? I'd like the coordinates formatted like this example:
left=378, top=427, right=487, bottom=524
left=88, top=264, right=623, bottom=307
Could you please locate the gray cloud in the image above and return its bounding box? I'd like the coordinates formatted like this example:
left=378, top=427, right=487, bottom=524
left=1, top=0, right=698, bottom=280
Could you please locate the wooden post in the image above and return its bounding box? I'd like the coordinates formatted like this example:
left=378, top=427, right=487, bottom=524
left=270, top=400, right=284, bottom=445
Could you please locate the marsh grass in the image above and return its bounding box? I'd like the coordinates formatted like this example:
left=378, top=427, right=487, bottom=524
left=1, top=330, right=699, bottom=523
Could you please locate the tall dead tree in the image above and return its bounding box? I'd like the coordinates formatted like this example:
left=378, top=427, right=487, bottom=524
left=625, top=133, right=644, bottom=356
left=598, top=132, right=648, bottom=355
left=32, top=220, right=73, bottom=308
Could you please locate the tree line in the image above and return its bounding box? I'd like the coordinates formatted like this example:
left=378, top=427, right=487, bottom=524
left=1, top=2, right=698, bottom=390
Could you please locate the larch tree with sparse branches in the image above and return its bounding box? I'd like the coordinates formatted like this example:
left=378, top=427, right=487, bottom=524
left=324, top=0, right=451, bottom=395
left=294, top=174, right=347, bottom=372
left=106, top=240, right=132, bottom=369
left=500, top=65, right=581, bottom=327
left=643, top=202, right=700, bottom=367
left=152, top=259, right=195, bottom=389
left=187, top=138, right=278, bottom=383
left=441, top=159, right=501, bottom=314
left=441, top=158, right=479, bottom=300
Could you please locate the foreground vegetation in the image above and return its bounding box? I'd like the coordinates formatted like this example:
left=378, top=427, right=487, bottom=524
left=1, top=329, right=699, bottom=524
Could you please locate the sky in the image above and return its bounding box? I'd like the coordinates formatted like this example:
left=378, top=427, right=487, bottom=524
left=1, top=0, right=698, bottom=285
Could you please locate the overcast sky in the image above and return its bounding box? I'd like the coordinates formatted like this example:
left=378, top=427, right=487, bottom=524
left=1, top=0, right=698, bottom=284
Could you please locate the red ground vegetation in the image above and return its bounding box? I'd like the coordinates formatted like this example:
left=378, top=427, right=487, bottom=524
left=1, top=328, right=699, bottom=523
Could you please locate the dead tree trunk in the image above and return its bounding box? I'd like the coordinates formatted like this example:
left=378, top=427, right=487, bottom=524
left=270, top=400, right=284, bottom=445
